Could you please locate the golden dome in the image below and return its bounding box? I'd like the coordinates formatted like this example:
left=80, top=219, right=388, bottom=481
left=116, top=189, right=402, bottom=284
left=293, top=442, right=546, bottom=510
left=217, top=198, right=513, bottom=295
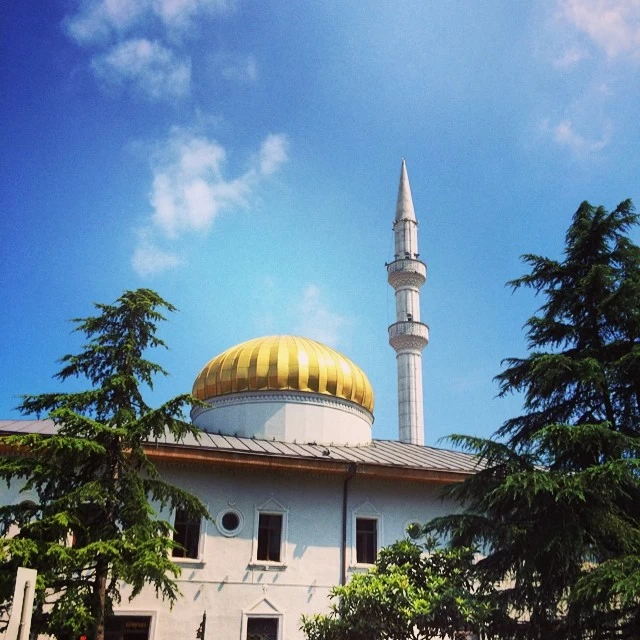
left=193, top=335, right=374, bottom=414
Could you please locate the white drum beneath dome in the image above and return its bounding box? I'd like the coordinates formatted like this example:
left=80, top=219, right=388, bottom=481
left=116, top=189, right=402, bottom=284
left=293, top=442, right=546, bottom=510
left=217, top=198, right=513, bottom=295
left=191, top=390, right=373, bottom=446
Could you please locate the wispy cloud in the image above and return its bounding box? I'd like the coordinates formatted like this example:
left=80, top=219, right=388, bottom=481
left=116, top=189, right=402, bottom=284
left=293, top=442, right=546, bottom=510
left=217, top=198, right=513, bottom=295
left=293, top=285, right=350, bottom=348
left=148, top=128, right=288, bottom=238
left=131, top=232, right=182, bottom=276
left=149, top=131, right=238, bottom=237
left=559, top=0, right=640, bottom=59
left=552, top=45, right=589, bottom=68
left=248, top=281, right=353, bottom=346
left=538, top=1, right=639, bottom=156
left=540, top=118, right=613, bottom=157
left=133, top=128, right=289, bottom=275
left=64, top=0, right=239, bottom=101
left=64, top=0, right=236, bottom=45
left=214, top=53, right=258, bottom=84
left=595, top=82, right=613, bottom=95
left=64, top=0, right=144, bottom=45
left=91, top=39, right=191, bottom=100
left=153, top=0, right=236, bottom=32
left=257, top=134, right=289, bottom=176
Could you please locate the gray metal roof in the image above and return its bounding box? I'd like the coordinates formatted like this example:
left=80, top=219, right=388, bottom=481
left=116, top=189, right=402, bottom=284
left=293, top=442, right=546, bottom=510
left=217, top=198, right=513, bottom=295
left=0, top=420, right=479, bottom=474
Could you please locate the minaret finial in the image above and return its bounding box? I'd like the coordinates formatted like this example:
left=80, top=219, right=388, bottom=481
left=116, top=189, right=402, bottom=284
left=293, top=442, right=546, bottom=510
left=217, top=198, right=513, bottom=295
left=387, top=159, right=429, bottom=445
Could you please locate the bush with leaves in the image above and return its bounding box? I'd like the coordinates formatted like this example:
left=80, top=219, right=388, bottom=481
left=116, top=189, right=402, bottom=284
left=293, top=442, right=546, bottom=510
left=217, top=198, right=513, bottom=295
left=301, top=538, right=492, bottom=640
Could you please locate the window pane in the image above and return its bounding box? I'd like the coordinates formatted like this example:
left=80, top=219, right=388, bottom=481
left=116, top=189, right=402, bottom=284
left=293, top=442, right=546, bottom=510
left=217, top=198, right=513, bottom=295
left=104, top=615, right=152, bottom=640
left=247, top=617, right=278, bottom=640
left=222, top=511, right=240, bottom=532
left=407, top=522, right=422, bottom=540
left=257, top=513, right=282, bottom=562
left=172, top=508, right=200, bottom=559
left=356, top=518, right=377, bottom=564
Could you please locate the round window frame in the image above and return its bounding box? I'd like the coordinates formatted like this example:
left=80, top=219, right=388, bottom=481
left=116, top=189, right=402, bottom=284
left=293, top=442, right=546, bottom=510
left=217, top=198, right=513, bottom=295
left=215, top=507, right=245, bottom=537
left=405, top=521, right=423, bottom=540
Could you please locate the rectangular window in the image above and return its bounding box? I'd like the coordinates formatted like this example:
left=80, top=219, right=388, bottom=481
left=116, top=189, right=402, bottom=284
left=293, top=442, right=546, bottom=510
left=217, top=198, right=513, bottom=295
left=172, top=508, right=201, bottom=559
left=356, top=517, right=377, bottom=564
left=257, top=513, right=282, bottom=562
left=105, top=615, right=152, bottom=640
left=246, top=617, right=278, bottom=640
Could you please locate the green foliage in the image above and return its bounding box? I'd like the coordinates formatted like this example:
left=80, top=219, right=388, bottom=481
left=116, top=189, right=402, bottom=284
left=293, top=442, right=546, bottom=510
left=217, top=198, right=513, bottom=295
left=301, top=538, right=492, bottom=640
left=427, top=202, right=640, bottom=639
left=0, top=289, right=209, bottom=640
left=428, top=427, right=640, bottom=639
left=496, top=200, right=640, bottom=445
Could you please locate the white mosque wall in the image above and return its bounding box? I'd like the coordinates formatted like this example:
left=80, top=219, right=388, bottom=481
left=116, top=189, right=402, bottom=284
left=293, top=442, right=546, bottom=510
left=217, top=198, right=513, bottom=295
left=111, top=461, right=459, bottom=640
left=192, top=392, right=373, bottom=446
left=1, top=457, right=460, bottom=640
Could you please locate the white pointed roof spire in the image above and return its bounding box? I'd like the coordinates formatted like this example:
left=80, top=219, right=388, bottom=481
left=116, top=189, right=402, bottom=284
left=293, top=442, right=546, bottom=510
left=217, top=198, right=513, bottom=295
left=395, top=158, right=416, bottom=222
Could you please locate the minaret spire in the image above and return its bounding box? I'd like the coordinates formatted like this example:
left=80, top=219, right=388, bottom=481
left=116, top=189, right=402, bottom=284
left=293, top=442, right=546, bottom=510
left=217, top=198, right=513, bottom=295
left=395, top=158, right=416, bottom=222
left=387, top=159, right=429, bottom=445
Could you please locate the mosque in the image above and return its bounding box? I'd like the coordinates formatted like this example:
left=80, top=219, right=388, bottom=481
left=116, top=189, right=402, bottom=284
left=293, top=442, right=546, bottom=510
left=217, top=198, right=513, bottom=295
left=0, top=161, right=477, bottom=640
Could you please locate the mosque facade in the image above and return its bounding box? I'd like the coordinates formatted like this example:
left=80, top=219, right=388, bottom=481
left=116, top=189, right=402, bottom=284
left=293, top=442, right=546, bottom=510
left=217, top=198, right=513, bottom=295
left=0, top=162, right=476, bottom=640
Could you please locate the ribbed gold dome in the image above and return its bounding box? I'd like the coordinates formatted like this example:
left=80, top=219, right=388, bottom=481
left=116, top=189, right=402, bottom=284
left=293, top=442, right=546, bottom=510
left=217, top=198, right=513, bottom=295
left=193, top=335, right=374, bottom=414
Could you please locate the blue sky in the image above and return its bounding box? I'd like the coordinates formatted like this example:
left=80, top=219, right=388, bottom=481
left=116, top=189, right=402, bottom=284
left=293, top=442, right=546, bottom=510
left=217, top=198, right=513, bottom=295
left=1, top=0, right=639, bottom=446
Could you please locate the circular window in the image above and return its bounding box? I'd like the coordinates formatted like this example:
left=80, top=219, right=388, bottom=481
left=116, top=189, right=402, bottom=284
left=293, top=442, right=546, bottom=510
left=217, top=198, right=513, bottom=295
left=406, top=522, right=423, bottom=540
left=222, top=511, right=240, bottom=531
left=215, top=508, right=244, bottom=537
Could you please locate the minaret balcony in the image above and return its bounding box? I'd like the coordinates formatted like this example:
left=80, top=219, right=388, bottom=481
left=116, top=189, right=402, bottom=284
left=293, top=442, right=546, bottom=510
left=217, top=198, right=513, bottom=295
left=388, top=321, right=429, bottom=352
left=386, top=258, right=427, bottom=289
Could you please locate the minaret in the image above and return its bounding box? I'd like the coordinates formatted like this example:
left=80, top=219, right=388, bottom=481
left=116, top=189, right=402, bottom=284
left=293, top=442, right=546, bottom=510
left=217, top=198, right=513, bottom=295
left=387, top=159, right=429, bottom=445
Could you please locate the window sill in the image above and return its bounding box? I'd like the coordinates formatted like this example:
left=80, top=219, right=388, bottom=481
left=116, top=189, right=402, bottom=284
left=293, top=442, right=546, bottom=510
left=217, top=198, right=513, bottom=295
left=172, top=557, right=206, bottom=566
left=349, top=563, right=375, bottom=572
left=247, top=561, right=287, bottom=571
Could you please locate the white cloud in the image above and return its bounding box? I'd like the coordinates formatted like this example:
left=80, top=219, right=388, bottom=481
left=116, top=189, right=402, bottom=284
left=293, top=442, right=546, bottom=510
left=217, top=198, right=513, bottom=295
left=64, top=0, right=145, bottom=45
left=559, top=0, right=640, bottom=59
left=131, top=128, right=289, bottom=273
left=541, top=118, right=613, bottom=156
left=91, top=38, right=191, bottom=100
left=65, top=0, right=236, bottom=45
left=147, top=129, right=288, bottom=238
left=132, top=127, right=287, bottom=276
left=131, top=233, right=182, bottom=276
left=258, top=134, right=289, bottom=176
left=150, top=130, right=248, bottom=237
left=153, top=0, right=236, bottom=31
left=293, top=285, right=349, bottom=348
left=65, top=0, right=250, bottom=102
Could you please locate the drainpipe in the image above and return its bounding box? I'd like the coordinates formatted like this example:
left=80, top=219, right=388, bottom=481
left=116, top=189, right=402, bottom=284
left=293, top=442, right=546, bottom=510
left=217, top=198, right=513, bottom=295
left=340, top=463, right=357, bottom=585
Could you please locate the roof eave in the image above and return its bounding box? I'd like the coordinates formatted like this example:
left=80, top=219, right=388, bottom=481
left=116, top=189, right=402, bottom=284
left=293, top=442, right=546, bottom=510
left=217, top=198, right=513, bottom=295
left=142, top=442, right=472, bottom=484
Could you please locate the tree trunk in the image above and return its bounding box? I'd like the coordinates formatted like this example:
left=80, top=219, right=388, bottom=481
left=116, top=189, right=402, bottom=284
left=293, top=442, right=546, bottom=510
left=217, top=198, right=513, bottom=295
left=94, top=557, right=108, bottom=640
